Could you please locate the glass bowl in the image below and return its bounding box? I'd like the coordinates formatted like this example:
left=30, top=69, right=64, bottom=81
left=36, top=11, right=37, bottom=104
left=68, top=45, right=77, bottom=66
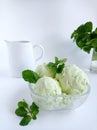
left=29, top=84, right=90, bottom=111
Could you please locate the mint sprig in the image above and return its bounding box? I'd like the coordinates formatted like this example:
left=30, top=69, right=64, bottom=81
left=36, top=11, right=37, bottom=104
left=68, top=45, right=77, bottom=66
left=71, top=21, right=97, bottom=53
left=47, top=57, right=67, bottom=77
left=15, top=100, right=39, bottom=126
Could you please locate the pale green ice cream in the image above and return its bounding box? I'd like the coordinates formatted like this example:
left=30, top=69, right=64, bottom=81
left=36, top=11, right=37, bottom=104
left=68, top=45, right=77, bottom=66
left=56, top=64, right=89, bottom=94
left=33, top=76, right=63, bottom=110
left=36, top=63, right=54, bottom=78
left=32, top=64, right=90, bottom=110
left=34, top=76, right=62, bottom=96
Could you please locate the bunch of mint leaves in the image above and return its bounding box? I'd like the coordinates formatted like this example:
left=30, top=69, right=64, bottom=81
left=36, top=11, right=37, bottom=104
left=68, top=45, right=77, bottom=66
left=71, top=21, right=97, bottom=53
left=15, top=100, right=39, bottom=126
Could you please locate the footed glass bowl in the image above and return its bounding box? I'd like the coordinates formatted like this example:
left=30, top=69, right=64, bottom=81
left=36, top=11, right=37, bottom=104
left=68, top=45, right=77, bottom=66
left=29, top=84, right=90, bottom=111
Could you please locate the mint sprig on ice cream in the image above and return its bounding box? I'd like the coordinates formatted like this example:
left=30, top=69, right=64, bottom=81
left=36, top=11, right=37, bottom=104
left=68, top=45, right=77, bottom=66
left=47, top=57, right=67, bottom=77
left=22, top=57, right=67, bottom=83
left=22, top=57, right=89, bottom=95
left=36, top=57, right=67, bottom=78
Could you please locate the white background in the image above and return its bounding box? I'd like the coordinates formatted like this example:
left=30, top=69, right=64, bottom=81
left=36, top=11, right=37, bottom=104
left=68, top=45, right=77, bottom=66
left=0, top=0, right=97, bottom=70
left=0, top=0, right=97, bottom=130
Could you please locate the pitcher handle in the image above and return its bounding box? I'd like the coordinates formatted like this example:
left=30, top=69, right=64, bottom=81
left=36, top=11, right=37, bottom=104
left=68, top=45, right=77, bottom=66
left=33, top=44, right=44, bottom=61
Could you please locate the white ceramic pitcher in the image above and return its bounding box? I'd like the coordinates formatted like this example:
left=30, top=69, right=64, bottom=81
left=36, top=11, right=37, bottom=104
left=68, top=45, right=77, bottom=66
left=5, top=41, right=44, bottom=78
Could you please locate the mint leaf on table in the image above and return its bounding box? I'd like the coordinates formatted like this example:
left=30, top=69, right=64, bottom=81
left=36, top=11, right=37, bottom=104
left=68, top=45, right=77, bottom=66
left=15, top=100, right=39, bottom=126
left=15, top=107, right=27, bottom=117
left=71, top=21, right=97, bottom=53
left=30, top=102, right=39, bottom=112
left=47, top=57, right=67, bottom=77
left=18, top=101, right=28, bottom=108
left=22, top=70, right=40, bottom=83
left=20, top=115, right=31, bottom=126
left=30, top=102, right=39, bottom=120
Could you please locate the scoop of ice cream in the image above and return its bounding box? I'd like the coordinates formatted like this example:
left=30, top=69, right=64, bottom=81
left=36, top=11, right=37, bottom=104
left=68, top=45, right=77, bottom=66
left=56, top=64, right=89, bottom=94
left=36, top=63, right=54, bottom=78
left=34, top=76, right=62, bottom=96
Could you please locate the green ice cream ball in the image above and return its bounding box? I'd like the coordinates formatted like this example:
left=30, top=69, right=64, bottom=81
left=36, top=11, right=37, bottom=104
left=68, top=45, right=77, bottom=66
left=56, top=64, right=89, bottom=94
left=34, top=76, right=62, bottom=96
left=36, top=63, right=54, bottom=78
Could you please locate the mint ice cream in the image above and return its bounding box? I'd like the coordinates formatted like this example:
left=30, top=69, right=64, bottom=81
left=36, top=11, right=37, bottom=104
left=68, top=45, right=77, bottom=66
left=34, top=76, right=62, bottom=96
left=33, top=76, right=63, bottom=110
left=56, top=64, right=89, bottom=94
left=36, top=63, right=54, bottom=78
left=23, top=57, right=90, bottom=110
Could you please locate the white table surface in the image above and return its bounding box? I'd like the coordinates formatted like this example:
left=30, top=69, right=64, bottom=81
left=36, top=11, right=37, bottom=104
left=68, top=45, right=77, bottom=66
left=0, top=40, right=97, bottom=130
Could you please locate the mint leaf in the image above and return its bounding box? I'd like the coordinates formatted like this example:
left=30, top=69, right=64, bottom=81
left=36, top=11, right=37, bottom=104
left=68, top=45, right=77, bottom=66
left=48, top=62, right=57, bottom=76
left=55, top=57, right=67, bottom=65
left=76, top=21, right=92, bottom=34
left=84, top=21, right=92, bottom=32
left=22, top=70, right=40, bottom=83
left=20, top=115, right=31, bottom=126
left=15, top=107, right=27, bottom=117
left=57, top=64, right=65, bottom=73
left=31, top=110, right=39, bottom=120
left=18, top=101, right=28, bottom=108
left=58, top=58, right=67, bottom=64
left=30, top=102, right=39, bottom=120
left=30, top=102, right=39, bottom=111
left=83, top=46, right=91, bottom=53
left=76, top=41, right=85, bottom=48
left=55, top=57, right=60, bottom=65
